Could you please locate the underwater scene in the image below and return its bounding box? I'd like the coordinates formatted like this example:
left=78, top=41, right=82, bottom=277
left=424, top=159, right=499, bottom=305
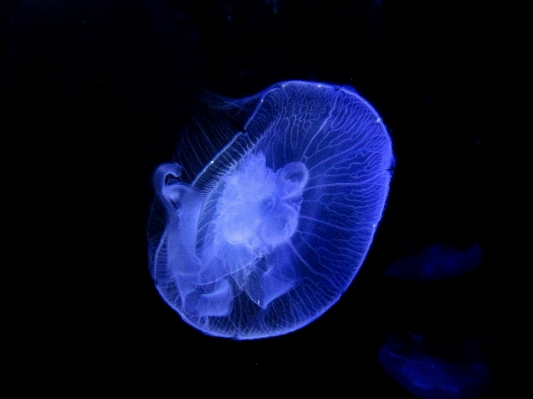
left=7, top=0, right=524, bottom=395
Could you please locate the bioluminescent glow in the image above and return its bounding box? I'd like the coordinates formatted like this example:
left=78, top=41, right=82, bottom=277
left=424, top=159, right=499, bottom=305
left=386, top=243, right=483, bottom=281
left=148, top=81, right=394, bottom=339
left=378, top=333, right=490, bottom=399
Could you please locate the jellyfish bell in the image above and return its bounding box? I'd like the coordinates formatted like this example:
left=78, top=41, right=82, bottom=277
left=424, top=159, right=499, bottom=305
left=148, top=81, right=394, bottom=339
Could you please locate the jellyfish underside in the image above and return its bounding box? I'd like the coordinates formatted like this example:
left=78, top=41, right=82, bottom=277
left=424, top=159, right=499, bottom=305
left=149, top=81, right=394, bottom=339
left=156, top=153, right=308, bottom=316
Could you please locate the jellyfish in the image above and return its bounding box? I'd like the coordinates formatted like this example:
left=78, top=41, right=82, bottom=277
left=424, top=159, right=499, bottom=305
left=378, top=332, right=490, bottom=399
left=148, top=81, right=394, bottom=339
left=385, top=243, right=483, bottom=281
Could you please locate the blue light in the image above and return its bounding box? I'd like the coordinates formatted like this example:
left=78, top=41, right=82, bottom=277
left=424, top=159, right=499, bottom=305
left=386, top=243, right=483, bottom=281
left=148, top=81, right=394, bottom=339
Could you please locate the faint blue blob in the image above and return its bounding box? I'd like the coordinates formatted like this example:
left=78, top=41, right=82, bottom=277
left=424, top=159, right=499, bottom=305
left=386, top=243, right=483, bottom=281
left=148, top=81, right=394, bottom=339
left=378, top=333, right=490, bottom=399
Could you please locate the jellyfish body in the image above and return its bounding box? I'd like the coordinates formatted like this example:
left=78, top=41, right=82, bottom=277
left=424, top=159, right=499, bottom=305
left=378, top=333, right=490, bottom=399
left=386, top=243, right=483, bottom=281
left=149, top=81, right=394, bottom=339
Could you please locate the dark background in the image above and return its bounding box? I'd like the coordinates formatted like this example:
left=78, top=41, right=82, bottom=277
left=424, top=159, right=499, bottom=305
left=5, top=0, right=525, bottom=394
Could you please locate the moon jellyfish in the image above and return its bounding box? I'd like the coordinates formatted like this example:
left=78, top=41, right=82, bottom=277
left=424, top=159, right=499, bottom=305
left=148, top=81, right=394, bottom=339
left=386, top=243, right=483, bottom=281
left=378, top=333, right=490, bottom=399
